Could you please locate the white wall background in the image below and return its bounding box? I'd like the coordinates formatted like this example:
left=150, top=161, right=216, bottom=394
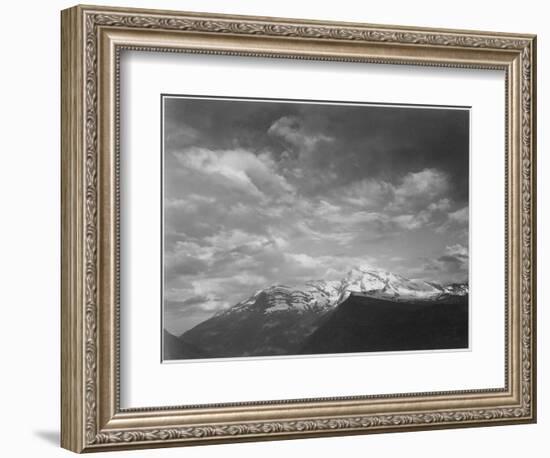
left=0, top=0, right=545, bottom=456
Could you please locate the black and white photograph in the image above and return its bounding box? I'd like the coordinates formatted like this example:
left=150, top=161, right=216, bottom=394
left=161, top=95, right=470, bottom=361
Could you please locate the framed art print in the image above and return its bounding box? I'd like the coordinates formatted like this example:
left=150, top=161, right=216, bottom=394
left=61, top=4, right=537, bottom=453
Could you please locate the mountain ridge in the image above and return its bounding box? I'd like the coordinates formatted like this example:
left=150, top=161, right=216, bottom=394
left=212, top=266, right=467, bottom=319
left=166, top=266, right=468, bottom=360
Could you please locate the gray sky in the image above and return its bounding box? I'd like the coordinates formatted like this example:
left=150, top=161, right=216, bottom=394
left=163, top=96, right=469, bottom=333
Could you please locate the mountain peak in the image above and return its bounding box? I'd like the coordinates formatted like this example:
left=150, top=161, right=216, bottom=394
left=214, top=266, right=468, bottom=319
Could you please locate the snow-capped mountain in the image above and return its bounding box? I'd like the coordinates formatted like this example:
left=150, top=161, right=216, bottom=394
left=172, top=267, right=469, bottom=360
left=215, top=266, right=468, bottom=317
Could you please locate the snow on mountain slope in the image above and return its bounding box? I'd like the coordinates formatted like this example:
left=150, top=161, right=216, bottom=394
left=215, top=266, right=468, bottom=317
left=338, top=266, right=446, bottom=302
left=215, top=279, right=342, bottom=316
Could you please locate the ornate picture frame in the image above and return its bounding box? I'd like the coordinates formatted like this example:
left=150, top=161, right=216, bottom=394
left=61, top=4, right=536, bottom=453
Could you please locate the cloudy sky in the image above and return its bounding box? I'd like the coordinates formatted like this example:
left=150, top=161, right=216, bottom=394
left=163, top=96, right=469, bottom=334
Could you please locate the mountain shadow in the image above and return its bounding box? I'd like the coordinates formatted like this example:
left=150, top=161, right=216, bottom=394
left=298, top=293, right=468, bottom=355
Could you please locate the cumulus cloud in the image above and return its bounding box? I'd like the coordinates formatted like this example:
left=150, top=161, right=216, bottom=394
left=165, top=194, right=216, bottom=212
left=391, top=168, right=450, bottom=212
left=413, top=244, right=469, bottom=283
left=392, top=213, right=428, bottom=230
left=340, top=179, right=394, bottom=209
left=174, top=147, right=293, bottom=199
left=268, top=115, right=333, bottom=156
left=435, top=205, right=469, bottom=238
left=316, top=168, right=457, bottom=235
left=164, top=122, right=201, bottom=150
left=448, top=207, right=469, bottom=224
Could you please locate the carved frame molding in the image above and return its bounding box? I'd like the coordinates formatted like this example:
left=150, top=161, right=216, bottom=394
left=61, top=5, right=536, bottom=453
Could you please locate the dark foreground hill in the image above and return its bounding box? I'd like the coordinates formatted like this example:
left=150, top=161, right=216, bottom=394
left=299, top=294, right=468, bottom=355
left=163, top=329, right=208, bottom=360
